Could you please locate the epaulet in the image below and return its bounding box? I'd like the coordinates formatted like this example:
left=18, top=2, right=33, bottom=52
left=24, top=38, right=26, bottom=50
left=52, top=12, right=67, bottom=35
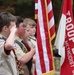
left=2, top=37, right=6, bottom=41
left=15, top=40, right=23, bottom=49
left=30, top=37, right=36, bottom=41
left=0, top=37, right=6, bottom=42
left=15, top=40, right=28, bottom=53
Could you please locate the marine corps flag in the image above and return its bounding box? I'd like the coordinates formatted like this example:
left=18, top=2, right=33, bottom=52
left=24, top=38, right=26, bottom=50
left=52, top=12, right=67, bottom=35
left=54, top=0, right=74, bottom=75
left=35, top=0, right=55, bottom=75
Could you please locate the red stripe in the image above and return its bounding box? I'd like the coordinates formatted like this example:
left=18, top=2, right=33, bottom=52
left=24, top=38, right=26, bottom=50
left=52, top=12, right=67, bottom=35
left=35, top=0, right=55, bottom=74
left=47, top=0, right=55, bottom=39
left=37, top=21, right=46, bottom=73
left=46, top=39, right=53, bottom=70
left=48, top=10, right=53, bottom=21
left=47, top=0, right=51, bottom=5
left=50, top=25, right=55, bottom=37
left=35, top=10, right=38, bottom=14
left=41, top=0, right=53, bottom=70
left=35, top=0, right=38, bottom=3
left=40, top=0, right=48, bottom=72
left=34, top=68, right=37, bottom=75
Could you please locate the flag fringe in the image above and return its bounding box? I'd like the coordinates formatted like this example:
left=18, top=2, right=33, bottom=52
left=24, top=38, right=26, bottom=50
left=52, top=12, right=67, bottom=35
left=40, top=70, right=55, bottom=75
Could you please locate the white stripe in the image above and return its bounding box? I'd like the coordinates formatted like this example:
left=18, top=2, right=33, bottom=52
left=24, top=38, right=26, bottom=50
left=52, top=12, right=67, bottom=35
left=36, top=0, right=42, bottom=74
left=38, top=0, right=50, bottom=72
left=47, top=1, right=52, bottom=13
left=54, top=14, right=66, bottom=65
left=47, top=1, right=55, bottom=29
left=49, top=16, right=55, bottom=28
left=35, top=3, right=38, bottom=10
left=36, top=42, right=42, bottom=75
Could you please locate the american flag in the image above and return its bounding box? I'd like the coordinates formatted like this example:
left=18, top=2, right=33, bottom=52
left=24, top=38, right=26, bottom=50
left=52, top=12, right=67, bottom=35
left=35, top=0, right=55, bottom=40
left=35, top=0, right=55, bottom=75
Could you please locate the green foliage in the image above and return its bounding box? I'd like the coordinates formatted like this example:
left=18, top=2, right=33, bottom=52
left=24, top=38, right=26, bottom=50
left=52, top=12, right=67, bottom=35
left=0, top=0, right=35, bottom=19
left=14, top=0, right=34, bottom=19
left=0, top=0, right=15, bottom=5
left=52, top=0, right=63, bottom=25
left=2, top=0, right=13, bottom=3
left=16, top=0, right=33, bottom=5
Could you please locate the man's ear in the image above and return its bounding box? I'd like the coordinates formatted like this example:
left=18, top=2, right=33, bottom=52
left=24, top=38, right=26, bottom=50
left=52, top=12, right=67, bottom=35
left=2, top=26, right=8, bottom=31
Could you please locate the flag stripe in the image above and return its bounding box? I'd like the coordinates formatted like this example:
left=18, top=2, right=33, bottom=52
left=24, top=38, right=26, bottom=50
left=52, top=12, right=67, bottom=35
left=35, top=0, right=55, bottom=74
left=41, top=0, right=51, bottom=71
left=35, top=0, right=38, bottom=3
left=50, top=25, right=55, bottom=39
left=37, top=21, right=46, bottom=73
left=36, top=0, right=50, bottom=74
left=47, top=0, right=55, bottom=40
left=35, top=3, right=38, bottom=10
left=35, top=0, right=55, bottom=40
left=47, top=0, right=51, bottom=4
left=48, top=10, right=53, bottom=21
left=35, top=0, right=38, bottom=19
left=47, top=1, right=52, bottom=13
left=41, top=0, right=53, bottom=71
left=35, top=39, right=42, bottom=74
left=35, top=8, right=38, bottom=14
left=43, top=1, right=54, bottom=70
left=49, top=16, right=55, bottom=28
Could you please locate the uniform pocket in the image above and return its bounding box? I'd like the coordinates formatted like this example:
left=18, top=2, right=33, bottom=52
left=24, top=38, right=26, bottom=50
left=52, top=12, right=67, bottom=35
left=0, top=63, right=7, bottom=75
left=0, top=61, right=12, bottom=75
left=0, top=59, right=4, bottom=65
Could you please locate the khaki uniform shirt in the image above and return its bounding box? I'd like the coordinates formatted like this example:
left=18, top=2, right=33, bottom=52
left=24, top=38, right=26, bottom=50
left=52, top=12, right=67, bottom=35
left=27, top=36, right=36, bottom=49
left=26, top=36, right=36, bottom=74
left=0, top=36, right=19, bottom=75
left=15, top=36, right=29, bottom=75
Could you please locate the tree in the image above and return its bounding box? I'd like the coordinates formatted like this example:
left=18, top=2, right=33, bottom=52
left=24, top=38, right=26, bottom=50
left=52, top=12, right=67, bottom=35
left=0, top=0, right=34, bottom=19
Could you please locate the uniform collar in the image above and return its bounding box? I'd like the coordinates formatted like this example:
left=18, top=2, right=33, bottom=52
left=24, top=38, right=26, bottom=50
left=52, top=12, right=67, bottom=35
left=15, top=36, right=22, bottom=42
left=0, top=34, right=7, bottom=39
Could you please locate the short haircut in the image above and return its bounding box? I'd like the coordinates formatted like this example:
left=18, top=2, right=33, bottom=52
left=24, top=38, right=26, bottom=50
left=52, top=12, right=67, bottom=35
left=0, top=12, right=16, bottom=32
left=24, top=18, right=36, bottom=27
left=16, top=16, right=24, bottom=27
